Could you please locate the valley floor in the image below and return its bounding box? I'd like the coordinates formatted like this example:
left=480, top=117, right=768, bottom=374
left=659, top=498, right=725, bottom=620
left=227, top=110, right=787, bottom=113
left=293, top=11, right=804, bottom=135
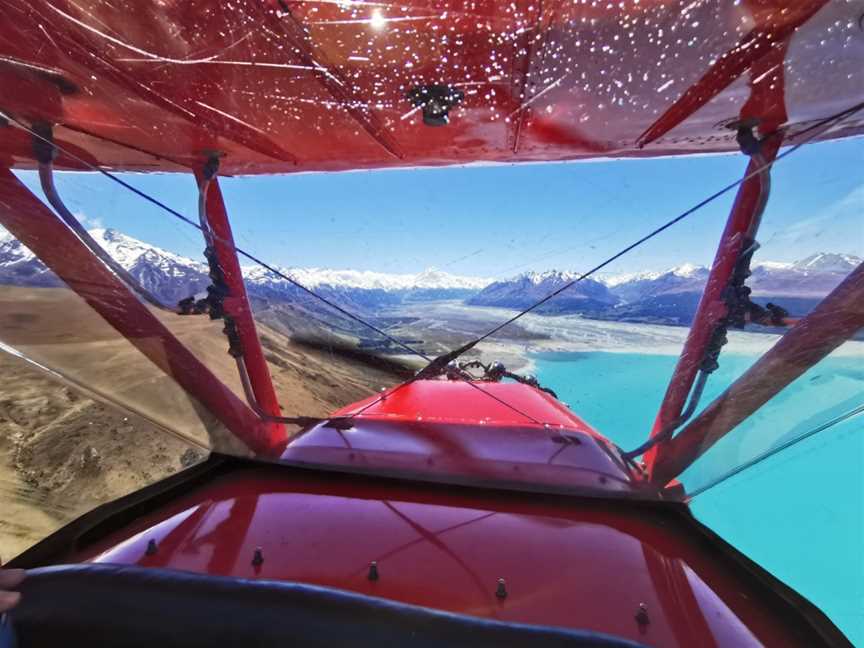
left=383, top=300, right=855, bottom=374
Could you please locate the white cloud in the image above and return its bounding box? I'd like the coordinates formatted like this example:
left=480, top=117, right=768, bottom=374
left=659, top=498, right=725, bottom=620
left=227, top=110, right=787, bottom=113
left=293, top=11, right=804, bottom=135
left=75, top=211, right=103, bottom=229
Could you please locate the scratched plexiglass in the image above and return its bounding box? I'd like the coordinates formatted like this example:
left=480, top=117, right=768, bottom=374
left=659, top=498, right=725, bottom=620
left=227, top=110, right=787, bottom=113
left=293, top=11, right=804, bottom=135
left=0, top=0, right=862, bottom=588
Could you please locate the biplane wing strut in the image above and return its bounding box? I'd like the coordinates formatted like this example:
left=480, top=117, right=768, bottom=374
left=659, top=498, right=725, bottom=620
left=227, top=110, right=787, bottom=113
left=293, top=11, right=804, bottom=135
left=640, top=3, right=863, bottom=485
left=639, top=134, right=781, bottom=474
left=193, top=159, right=286, bottom=434
left=640, top=8, right=795, bottom=479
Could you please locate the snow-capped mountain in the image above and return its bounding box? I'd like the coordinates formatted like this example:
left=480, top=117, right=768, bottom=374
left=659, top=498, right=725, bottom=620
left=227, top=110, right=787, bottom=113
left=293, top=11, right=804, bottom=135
left=603, top=263, right=705, bottom=288
left=467, top=270, right=616, bottom=313
left=0, top=229, right=491, bottom=310
left=468, top=254, right=860, bottom=324
left=604, top=263, right=709, bottom=305
left=0, top=230, right=63, bottom=288
left=91, top=228, right=212, bottom=304
left=747, top=253, right=860, bottom=297
left=601, top=254, right=860, bottom=291
left=243, top=264, right=489, bottom=293
left=600, top=263, right=712, bottom=324
left=791, top=252, right=860, bottom=274
left=0, top=229, right=212, bottom=304
left=2, top=227, right=858, bottom=327
left=604, top=253, right=861, bottom=324
left=245, top=263, right=490, bottom=313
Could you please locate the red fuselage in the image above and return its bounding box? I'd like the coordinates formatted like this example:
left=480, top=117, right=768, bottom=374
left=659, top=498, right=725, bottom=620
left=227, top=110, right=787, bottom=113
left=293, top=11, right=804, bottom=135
left=18, top=381, right=839, bottom=647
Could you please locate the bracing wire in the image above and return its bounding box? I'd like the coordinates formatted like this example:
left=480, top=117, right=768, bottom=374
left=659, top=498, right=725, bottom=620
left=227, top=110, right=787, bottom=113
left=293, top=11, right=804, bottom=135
left=11, top=118, right=553, bottom=426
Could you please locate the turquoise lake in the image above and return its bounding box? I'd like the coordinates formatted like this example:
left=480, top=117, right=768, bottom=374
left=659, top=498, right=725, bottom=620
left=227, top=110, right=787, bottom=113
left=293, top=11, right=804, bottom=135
left=534, top=351, right=864, bottom=645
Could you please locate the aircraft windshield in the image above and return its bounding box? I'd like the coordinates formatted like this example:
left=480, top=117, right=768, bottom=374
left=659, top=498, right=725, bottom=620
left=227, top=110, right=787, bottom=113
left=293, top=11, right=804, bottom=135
left=2, top=139, right=861, bottom=636
left=0, top=0, right=862, bottom=638
left=1, top=139, right=860, bottom=507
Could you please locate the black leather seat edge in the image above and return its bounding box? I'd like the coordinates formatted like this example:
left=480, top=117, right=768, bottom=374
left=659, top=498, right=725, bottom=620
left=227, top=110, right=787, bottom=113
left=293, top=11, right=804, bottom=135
left=10, top=564, right=646, bottom=647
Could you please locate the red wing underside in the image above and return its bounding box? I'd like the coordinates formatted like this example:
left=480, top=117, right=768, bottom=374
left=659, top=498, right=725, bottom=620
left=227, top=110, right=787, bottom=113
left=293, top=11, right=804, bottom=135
left=0, top=0, right=862, bottom=175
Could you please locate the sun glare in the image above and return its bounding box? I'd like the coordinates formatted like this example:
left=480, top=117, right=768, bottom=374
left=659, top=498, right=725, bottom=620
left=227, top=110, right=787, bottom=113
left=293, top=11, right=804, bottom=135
left=369, top=9, right=386, bottom=30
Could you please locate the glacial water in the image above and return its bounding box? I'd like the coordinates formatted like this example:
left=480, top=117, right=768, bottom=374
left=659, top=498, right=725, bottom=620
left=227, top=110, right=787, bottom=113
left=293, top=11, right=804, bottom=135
left=534, top=351, right=864, bottom=645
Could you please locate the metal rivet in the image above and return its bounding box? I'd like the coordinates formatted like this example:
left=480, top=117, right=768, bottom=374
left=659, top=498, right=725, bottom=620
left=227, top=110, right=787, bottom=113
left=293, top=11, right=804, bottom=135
left=145, top=539, right=158, bottom=556
left=252, top=547, right=264, bottom=567
left=368, top=561, right=379, bottom=581
left=496, top=578, right=508, bottom=599
left=635, top=603, right=650, bottom=626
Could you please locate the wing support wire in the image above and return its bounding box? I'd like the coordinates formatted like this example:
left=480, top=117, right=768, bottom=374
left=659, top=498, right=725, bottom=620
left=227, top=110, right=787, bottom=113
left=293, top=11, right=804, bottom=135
left=391, top=97, right=863, bottom=435
left=3, top=79, right=862, bottom=447
left=630, top=132, right=779, bottom=467
left=34, top=128, right=308, bottom=435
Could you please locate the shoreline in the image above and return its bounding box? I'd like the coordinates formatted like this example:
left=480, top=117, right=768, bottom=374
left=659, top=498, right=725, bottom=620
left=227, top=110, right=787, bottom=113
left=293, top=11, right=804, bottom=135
left=388, top=301, right=864, bottom=378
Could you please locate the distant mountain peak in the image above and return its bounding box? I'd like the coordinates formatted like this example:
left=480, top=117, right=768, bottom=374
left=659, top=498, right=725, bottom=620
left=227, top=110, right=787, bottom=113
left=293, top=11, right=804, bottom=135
left=793, top=252, right=861, bottom=273
left=519, top=269, right=578, bottom=285
left=414, top=268, right=491, bottom=290
left=87, top=228, right=206, bottom=273
left=243, top=264, right=490, bottom=292
left=0, top=231, right=36, bottom=263
left=469, top=268, right=614, bottom=312
left=0, top=228, right=209, bottom=302
left=673, top=262, right=704, bottom=278
left=90, top=227, right=119, bottom=238
left=469, top=252, right=857, bottom=323
left=605, top=263, right=708, bottom=286
left=753, top=260, right=793, bottom=271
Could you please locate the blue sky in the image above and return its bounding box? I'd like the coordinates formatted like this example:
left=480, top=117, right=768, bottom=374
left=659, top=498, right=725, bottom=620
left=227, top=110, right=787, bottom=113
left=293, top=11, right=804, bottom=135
left=14, top=137, right=863, bottom=278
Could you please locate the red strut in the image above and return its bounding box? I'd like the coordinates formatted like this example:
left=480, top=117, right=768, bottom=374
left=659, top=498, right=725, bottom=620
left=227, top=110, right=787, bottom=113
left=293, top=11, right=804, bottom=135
left=644, top=34, right=790, bottom=475
left=643, top=137, right=781, bottom=474
left=194, top=171, right=286, bottom=440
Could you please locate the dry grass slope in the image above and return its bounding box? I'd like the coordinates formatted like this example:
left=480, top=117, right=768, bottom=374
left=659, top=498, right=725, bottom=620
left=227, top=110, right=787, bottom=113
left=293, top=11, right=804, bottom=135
left=0, top=286, right=407, bottom=559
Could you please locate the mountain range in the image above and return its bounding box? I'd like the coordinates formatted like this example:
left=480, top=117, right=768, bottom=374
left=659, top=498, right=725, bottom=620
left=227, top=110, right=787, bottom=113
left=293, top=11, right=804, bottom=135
left=1, top=228, right=859, bottom=328
left=0, top=229, right=491, bottom=335
left=469, top=253, right=860, bottom=324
